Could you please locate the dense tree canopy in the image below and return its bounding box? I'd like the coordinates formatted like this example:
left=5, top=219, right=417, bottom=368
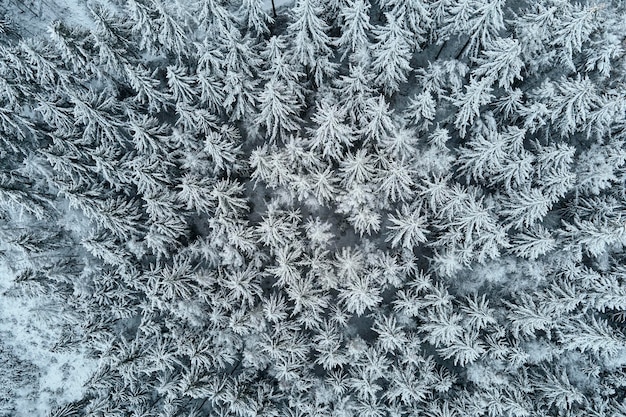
left=0, top=0, right=626, bottom=416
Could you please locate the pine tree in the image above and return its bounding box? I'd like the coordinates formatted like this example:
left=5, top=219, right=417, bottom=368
left=461, top=293, right=496, bottom=332
left=288, top=0, right=336, bottom=85
left=405, top=91, right=436, bottom=131
left=463, top=0, right=506, bottom=58
left=505, top=294, right=555, bottom=339
left=256, top=207, right=300, bottom=250
left=197, top=70, right=226, bottom=114
left=385, top=204, right=428, bottom=249
left=223, top=70, right=258, bottom=121
left=453, top=77, right=493, bottom=138
left=372, top=314, right=407, bottom=353
left=420, top=308, right=464, bottom=346
left=255, top=79, right=303, bottom=142
left=48, top=21, right=92, bottom=72
left=260, top=36, right=305, bottom=105
left=384, top=363, right=429, bottom=406
left=380, top=126, right=419, bottom=161
left=176, top=174, right=215, bottom=214
left=308, top=100, right=355, bottom=161
left=547, top=75, right=601, bottom=136
left=166, top=65, right=197, bottom=104
left=314, top=322, right=348, bottom=370
left=456, top=130, right=509, bottom=183
left=371, top=14, right=414, bottom=94
left=416, top=59, right=469, bottom=100
left=339, top=149, right=377, bottom=188
left=383, top=0, right=431, bottom=47
left=126, top=0, right=161, bottom=53
left=562, top=218, right=626, bottom=258
left=534, top=368, right=585, bottom=411
left=17, top=40, right=62, bottom=87
left=249, top=145, right=292, bottom=188
left=334, top=64, right=375, bottom=126
left=438, top=331, right=485, bottom=366
left=552, top=2, right=601, bottom=70
left=361, top=95, right=395, bottom=145
left=309, top=166, right=339, bottom=205
left=501, top=187, right=552, bottom=229
left=335, top=0, right=373, bottom=61
left=509, top=226, right=557, bottom=260
left=219, top=264, right=262, bottom=307
left=124, top=64, right=171, bottom=112
left=211, top=178, right=248, bottom=218
left=238, top=0, right=273, bottom=35
left=511, top=2, right=558, bottom=73
left=575, top=142, right=626, bottom=195
left=378, top=157, right=415, bottom=203
left=349, top=207, right=382, bottom=237
left=155, top=1, right=192, bottom=55
left=472, top=37, right=524, bottom=90
left=337, top=259, right=382, bottom=315
left=436, top=0, right=474, bottom=43
left=195, top=0, right=238, bottom=36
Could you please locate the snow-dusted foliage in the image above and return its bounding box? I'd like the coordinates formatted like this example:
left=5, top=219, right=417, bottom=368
left=1, top=0, right=626, bottom=416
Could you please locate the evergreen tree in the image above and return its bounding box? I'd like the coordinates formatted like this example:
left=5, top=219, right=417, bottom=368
left=255, top=79, right=303, bottom=142
left=371, top=14, right=414, bottom=95
left=288, top=0, right=336, bottom=86
left=335, top=0, right=373, bottom=61
left=238, top=0, right=273, bottom=35
left=308, top=100, right=355, bottom=161
left=5, top=0, right=626, bottom=415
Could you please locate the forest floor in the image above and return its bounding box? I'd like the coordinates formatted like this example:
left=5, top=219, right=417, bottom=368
left=0, top=261, right=97, bottom=415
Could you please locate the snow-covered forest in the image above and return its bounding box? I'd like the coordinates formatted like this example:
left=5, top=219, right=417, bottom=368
left=1, top=0, right=626, bottom=415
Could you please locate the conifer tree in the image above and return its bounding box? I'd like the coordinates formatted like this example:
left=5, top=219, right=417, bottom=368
left=335, top=0, right=373, bottom=61
left=6, top=0, right=626, bottom=415
left=255, top=79, right=303, bottom=142
left=308, top=100, right=355, bottom=161
left=334, top=64, right=375, bottom=126
left=288, top=0, right=336, bottom=86
left=238, top=0, right=273, bottom=35
left=371, top=14, right=414, bottom=95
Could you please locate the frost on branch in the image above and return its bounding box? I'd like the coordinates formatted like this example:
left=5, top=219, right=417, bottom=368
left=4, top=0, right=626, bottom=416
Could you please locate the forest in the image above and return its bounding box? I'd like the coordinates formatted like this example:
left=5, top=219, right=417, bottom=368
left=0, top=0, right=626, bottom=415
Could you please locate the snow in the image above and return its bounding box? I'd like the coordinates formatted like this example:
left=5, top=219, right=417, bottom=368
left=55, top=0, right=92, bottom=29
left=262, top=0, right=294, bottom=13
left=0, top=262, right=96, bottom=416
left=1, top=0, right=626, bottom=415
left=1, top=0, right=92, bottom=36
left=3, top=0, right=294, bottom=38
